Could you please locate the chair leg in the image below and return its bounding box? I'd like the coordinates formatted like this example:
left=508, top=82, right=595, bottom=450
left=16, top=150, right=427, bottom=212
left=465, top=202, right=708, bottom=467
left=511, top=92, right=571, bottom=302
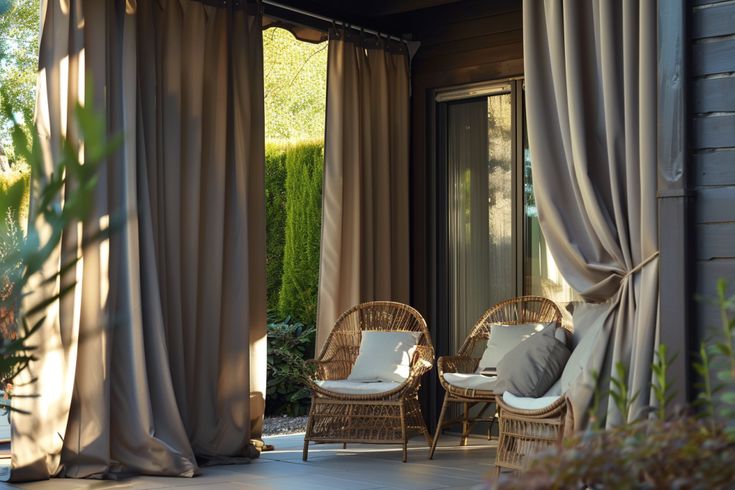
left=429, top=393, right=451, bottom=459
left=302, top=398, right=316, bottom=462
left=302, top=438, right=310, bottom=462
left=400, top=401, right=408, bottom=463
left=461, top=402, right=470, bottom=446
left=488, top=406, right=497, bottom=442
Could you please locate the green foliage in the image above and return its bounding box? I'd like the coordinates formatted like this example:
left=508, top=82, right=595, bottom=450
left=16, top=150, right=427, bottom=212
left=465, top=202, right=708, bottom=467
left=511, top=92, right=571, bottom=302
left=265, top=144, right=287, bottom=313
left=608, top=362, right=638, bottom=424
left=263, top=28, right=327, bottom=141
left=651, top=344, right=676, bottom=422
left=0, top=164, right=29, bottom=224
left=0, top=87, right=118, bottom=412
left=496, top=281, right=735, bottom=489
left=0, top=0, right=39, bottom=153
left=277, top=141, right=323, bottom=326
left=697, top=279, right=735, bottom=427
left=497, top=417, right=735, bottom=490
left=266, top=315, right=315, bottom=416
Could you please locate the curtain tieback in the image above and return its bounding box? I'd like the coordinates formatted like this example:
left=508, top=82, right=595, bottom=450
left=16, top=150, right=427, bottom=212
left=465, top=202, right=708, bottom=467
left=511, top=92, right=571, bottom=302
left=621, top=251, right=660, bottom=281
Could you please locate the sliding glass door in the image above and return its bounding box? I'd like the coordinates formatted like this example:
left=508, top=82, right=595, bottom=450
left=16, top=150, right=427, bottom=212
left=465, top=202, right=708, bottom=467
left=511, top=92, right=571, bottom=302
left=436, top=80, right=575, bottom=356
left=445, top=92, right=515, bottom=352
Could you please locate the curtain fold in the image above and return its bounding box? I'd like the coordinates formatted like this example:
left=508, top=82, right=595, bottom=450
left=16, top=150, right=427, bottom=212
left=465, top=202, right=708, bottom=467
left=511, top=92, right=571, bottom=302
left=316, top=30, right=410, bottom=352
left=523, top=0, right=658, bottom=429
left=11, top=0, right=265, bottom=481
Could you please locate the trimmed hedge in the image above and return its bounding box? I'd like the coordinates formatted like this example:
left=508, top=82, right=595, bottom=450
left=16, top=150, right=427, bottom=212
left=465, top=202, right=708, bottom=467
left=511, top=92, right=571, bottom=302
left=0, top=165, right=30, bottom=227
left=277, top=141, right=323, bottom=326
left=265, top=144, right=287, bottom=313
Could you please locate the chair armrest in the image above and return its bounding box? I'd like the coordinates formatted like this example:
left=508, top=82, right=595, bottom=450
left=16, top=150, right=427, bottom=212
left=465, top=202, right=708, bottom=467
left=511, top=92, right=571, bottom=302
left=437, top=355, right=479, bottom=377
left=304, top=359, right=352, bottom=381
left=409, top=345, right=434, bottom=378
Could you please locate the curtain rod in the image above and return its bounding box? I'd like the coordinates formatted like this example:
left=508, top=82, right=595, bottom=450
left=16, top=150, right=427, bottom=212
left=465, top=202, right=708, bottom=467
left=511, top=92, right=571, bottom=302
left=261, top=0, right=409, bottom=44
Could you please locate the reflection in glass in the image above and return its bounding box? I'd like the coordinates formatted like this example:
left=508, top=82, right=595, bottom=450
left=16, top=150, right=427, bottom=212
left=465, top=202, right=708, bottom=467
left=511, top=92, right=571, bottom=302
left=523, top=110, right=577, bottom=308
left=447, top=94, right=514, bottom=353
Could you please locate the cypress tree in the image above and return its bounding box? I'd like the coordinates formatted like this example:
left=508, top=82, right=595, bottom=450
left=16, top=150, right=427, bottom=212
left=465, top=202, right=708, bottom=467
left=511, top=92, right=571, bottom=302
left=278, top=141, right=323, bottom=325
left=265, top=144, right=287, bottom=313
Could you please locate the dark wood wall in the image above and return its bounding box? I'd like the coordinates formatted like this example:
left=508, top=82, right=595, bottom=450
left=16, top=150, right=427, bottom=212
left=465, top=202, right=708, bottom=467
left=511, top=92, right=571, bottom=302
left=397, top=0, right=523, bottom=424
left=691, top=0, right=735, bottom=345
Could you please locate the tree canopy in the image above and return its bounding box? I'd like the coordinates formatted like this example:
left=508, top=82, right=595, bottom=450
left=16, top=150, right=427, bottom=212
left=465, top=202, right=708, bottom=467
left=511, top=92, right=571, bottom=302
left=0, top=0, right=38, bottom=159
left=263, top=27, right=327, bottom=142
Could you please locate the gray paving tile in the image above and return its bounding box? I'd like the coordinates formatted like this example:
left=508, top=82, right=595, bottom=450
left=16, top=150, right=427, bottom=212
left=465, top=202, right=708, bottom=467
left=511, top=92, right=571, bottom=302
left=5, top=434, right=494, bottom=490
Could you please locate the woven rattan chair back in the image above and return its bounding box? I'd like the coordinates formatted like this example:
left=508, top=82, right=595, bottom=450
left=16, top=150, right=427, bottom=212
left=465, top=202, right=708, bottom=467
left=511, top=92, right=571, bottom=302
left=456, top=295, right=563, bottom=358
left=317, top=300, right=433, bottom=367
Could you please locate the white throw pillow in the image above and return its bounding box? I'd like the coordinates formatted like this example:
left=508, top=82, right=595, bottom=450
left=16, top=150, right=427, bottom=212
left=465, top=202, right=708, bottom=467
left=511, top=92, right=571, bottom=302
left=476, top=322, right=555, bottom=373
left=347, top=331, right=421, bottom=383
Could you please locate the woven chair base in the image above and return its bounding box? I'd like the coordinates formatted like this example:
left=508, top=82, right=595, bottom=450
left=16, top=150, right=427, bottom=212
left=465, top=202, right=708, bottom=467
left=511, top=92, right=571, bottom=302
left=303, top=395, right=431, bottom=463
left=494, top=398, right=567, bottom=477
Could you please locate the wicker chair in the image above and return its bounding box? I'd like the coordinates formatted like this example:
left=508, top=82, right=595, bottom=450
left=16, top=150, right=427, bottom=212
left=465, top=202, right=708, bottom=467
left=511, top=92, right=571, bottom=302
left=495, top=394, right=572, bottom=476
left=429, top=296, right=562, bottom=459
left=302, top=301, right=434, bottom=463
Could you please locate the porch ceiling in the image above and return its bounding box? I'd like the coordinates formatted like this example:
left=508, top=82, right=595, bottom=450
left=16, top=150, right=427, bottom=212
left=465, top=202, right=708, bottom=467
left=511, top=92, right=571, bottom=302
left=268, top=0, right=464, bottom=36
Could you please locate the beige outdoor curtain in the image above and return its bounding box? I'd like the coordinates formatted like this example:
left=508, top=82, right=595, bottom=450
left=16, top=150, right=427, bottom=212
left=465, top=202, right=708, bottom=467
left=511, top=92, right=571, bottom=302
left=12, top=0, right=266, bottom=481
left=317, top=30, right=410, bottom=352
left=524, top=0, right=658, bottom=428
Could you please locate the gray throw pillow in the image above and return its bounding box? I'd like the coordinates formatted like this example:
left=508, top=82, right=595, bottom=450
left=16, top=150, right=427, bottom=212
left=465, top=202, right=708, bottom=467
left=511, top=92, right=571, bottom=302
left=494, top=330, right=571, bottom=397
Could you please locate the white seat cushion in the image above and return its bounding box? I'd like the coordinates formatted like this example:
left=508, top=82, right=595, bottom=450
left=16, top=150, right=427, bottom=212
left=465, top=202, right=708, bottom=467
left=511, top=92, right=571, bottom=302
left=476, top=322, right=555, bottom=373
left=315, top=380, right=402, bottom=395
left=347, top=331, right=421, bottom=383
left=502, top=391, right=561, bottom=411
left=443, top=373, right=498, bottom=391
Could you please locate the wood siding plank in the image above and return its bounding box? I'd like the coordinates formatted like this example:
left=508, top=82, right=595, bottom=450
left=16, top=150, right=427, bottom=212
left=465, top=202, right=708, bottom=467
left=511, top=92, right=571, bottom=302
left=692, top=38, right=735, bottom=76
left=692, top=0, right=733, bottom=7
left=694, top=77, right=735, bottom=113
left=692, top=2, right=735, bottom=39
left=696, top=186, right=735, bottom=223
left=692, top=114, right=735, bottom=149
left=696, top=223, right=735, bottom=260
left=413, top=42, right=523, bottom=73
left=693, top=150, right=735, bottom=186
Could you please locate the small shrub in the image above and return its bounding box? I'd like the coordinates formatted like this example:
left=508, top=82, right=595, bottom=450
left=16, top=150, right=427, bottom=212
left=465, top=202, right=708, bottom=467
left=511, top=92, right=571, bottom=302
left=266, top=315, right=315, bottom=416
left=498, top=417, right=735, bottom=490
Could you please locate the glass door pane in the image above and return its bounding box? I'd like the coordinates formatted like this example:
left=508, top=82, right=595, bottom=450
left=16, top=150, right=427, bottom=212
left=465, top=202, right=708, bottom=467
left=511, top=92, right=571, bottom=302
left=522, top=109, right=577, bottom=308
left=447, top=92, right=515, bottom=353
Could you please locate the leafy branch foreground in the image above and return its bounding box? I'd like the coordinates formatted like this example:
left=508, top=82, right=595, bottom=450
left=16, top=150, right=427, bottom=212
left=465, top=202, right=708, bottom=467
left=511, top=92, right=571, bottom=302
left=497, top=280, right=735, bottom=490
left=0, top=94, right=118, bottom=412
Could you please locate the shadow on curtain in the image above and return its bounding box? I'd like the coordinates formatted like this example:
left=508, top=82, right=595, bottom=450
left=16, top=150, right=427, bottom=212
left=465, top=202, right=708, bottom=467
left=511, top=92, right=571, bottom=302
left=11, top=0, right=266, bottom=481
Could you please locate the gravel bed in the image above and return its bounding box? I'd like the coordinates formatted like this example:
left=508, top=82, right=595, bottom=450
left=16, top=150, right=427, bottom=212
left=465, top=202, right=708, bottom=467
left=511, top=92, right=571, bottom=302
left=263, top=415, right=308, bottom=436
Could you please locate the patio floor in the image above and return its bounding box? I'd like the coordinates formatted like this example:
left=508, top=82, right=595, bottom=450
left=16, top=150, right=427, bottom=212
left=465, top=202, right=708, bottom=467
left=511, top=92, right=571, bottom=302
left=1, top=433, right=497, bottom=490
